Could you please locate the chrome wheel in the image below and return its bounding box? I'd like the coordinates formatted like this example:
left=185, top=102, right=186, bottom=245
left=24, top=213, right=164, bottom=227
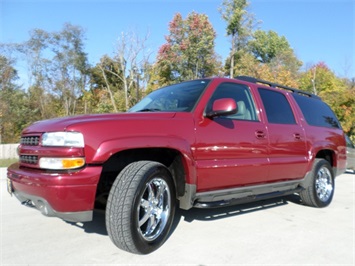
left=300, top=159, right=334, bottom=208
left=315, top=166, right=333, bottom=202
left=138, top=178, right=171, bottom=242
left=106, top=161, right=175, bottom=254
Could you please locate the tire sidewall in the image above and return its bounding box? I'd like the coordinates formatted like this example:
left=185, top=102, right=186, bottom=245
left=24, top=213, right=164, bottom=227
left=130, top=163, right=176, bottom=254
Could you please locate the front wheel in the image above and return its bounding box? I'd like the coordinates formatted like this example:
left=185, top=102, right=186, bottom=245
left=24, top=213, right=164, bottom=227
left=300, top=159, right=335, bottom=208
left=106, top=161, right=176, bottom=254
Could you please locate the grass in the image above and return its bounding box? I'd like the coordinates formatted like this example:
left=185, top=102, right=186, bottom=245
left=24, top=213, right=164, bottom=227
left=0, top=158, right=18, bottom=167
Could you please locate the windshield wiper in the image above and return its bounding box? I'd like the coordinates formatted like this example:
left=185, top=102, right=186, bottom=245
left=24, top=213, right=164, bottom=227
left=136, top=108, right=161, bottom=112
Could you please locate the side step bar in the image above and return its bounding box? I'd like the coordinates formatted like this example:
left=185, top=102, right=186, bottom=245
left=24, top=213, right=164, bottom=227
left=194, top=187, right=304, bottom=208
left=193, top=180, right=305, bottom=209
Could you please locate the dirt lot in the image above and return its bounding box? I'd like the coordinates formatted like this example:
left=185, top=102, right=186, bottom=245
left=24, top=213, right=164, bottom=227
left=1, top=172, right=354, bottom=265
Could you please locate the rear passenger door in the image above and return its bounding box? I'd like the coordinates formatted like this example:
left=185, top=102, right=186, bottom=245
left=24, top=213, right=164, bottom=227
left=258, top=88, right=308, bottom=181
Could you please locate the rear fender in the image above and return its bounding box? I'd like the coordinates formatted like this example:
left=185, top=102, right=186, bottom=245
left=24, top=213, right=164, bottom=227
left=309, top=141, right=346, bottom=176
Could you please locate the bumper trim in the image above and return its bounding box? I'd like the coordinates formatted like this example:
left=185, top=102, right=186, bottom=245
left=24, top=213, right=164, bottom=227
left=14, top=190, right=93, bottom=222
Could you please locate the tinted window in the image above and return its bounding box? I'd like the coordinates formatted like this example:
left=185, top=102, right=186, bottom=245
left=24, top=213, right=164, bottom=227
left=207, top=83, right=258, bottom=121
left=258, top=88, right=296, bottom=124
left=293, top=94, right=340, bottom=129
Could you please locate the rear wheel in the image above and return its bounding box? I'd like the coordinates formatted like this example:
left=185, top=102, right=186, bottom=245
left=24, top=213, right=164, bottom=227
left=106, top=161, right=176, bottom=254
left=300, top=159, right=334, bottom=207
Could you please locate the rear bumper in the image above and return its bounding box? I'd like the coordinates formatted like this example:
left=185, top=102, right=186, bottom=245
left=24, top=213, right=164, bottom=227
left=7, top=163, right=102, bottom=222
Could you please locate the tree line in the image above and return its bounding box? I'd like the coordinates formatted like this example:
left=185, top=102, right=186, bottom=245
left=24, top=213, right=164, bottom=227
left=0, top=0, right=354, bottom=143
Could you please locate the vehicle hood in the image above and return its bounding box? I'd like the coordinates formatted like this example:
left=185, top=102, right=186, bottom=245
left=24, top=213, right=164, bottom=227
left=23, top=112, right=177, bottom=133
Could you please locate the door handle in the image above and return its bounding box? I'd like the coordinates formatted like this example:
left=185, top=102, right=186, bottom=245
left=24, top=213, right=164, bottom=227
left=255, top=130, right=266, bottom=139
left=294, top=133, right=301, bottom=140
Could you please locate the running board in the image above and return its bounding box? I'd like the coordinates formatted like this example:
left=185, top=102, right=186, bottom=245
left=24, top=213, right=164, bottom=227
left=194, top=187, right=303, bottom=208
left=193, top=180, right=305, bottom=208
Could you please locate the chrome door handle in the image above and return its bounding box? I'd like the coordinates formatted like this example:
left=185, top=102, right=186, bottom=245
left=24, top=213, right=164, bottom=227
left=255, top=130, right=266, bottom=139
left=294, top=133, right=301, bottom=140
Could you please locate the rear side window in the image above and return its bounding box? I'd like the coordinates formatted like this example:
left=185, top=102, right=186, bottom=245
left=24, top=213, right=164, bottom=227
left=258, top=88, right=296, bottom=124
left=293, top=94, right=340, bottom=128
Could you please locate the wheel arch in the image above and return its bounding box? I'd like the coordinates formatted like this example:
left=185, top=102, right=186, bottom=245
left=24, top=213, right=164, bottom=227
left=309, top=137, right=346, bottom=177
left=315, top=149, right=335, bottom=167
left=95, top=146, right=193, bottom=208
left=301, top=148, right=337, bottom=191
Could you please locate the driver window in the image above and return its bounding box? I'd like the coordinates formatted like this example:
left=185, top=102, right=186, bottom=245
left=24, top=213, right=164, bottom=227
left=207, top=83, right=258, bottom=121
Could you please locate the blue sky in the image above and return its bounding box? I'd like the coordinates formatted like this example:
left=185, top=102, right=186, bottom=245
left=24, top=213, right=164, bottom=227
left=1, top=0, right=354, bottom=79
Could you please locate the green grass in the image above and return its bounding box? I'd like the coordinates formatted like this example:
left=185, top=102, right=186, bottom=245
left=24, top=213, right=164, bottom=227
left=0, top=158, right=18, bottom=167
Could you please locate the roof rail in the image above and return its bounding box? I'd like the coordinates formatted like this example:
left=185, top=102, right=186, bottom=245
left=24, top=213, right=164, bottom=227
left=236, top=75, right=320, bottom=99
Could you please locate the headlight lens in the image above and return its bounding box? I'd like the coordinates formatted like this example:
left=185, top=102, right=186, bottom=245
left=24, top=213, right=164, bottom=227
left=42, top=132, right=84, bottom=147
left=39, top=157, right=85, bottom=170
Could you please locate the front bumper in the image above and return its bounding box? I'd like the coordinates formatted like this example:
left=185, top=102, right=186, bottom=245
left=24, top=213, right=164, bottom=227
left=7, top=163, right=102, bottom=222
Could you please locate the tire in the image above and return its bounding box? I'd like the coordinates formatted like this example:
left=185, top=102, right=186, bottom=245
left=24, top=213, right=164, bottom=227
left=106, top=161, right=176, bottom=254
left=300, top=159, right=335, bottom=208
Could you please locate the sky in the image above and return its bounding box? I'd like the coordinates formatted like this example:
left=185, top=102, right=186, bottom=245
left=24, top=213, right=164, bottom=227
left=1, top=0, right=354, bottom=80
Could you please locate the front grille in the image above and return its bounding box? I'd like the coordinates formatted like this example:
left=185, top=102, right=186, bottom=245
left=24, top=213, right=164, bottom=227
left=21, top=136, right=40, bottom=146
left=20, top=155, right=38, bottom=165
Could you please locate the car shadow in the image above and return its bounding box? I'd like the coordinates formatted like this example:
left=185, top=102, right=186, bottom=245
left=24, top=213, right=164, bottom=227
left=178, top=196, right=296, bottom=223
left=66, top=209, right=107, bottom=235
left=66, top=194, right=302, bottom=237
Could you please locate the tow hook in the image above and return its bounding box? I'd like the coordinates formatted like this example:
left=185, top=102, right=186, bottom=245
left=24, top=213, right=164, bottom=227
left=22, top=200, right=35, bottom=208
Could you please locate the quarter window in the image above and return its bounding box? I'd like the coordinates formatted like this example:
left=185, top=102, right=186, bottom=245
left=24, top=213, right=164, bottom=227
left=258, top=88, right=296, bottom=124
left=293, top=94, right=340, bottom=128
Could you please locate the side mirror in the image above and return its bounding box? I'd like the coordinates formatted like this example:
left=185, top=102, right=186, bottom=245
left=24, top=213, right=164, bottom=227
left=206, top=98, right=237, bottom=118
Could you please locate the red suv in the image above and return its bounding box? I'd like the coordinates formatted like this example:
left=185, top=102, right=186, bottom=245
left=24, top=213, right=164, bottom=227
left=7, top=76, right=346, bottom=254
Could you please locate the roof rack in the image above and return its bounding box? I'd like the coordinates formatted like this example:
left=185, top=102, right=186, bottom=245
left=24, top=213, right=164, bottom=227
left=236, top=75, right=320, bottom=99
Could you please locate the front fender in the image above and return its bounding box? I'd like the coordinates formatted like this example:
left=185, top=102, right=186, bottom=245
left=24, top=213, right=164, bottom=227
left=89, top=136, right=197, bottom=185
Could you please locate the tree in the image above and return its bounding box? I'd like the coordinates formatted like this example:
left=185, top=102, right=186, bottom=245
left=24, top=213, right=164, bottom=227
left=298, top=62, right=354, bottom=135
left=23, top=29, right=51, bottom=89
left=155, top=12, right=221, bottom=86
left=10, top=23, right=90, bottom=117
left=0, top=55, right=31, bottom=143
left=249, top=30, right=292, bottom=64
left=0, top=55, right=18, bottom=92
left=299, top=62, right=343, bottom=96
left=0, top=55, right=17, bottom=143
left=219, top=0, right=256, bottom=77
left=88, top=30, right=151, bottom=112
left=113, top=30, right=151, bottom=110
left=341, top=78, right=355, bottom=137
left=229, top=29, right=302, bottom=86
left=232, top=52, right=300, bottom=87
left=20, top=29, right=58, bottom=120
left=89, top=55, right=124, bottom=113
left=49, top=23, right=90, bottom=116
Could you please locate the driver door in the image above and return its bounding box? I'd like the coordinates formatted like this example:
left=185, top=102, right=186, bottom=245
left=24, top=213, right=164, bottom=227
left=193, top=82, right=269, bottom=192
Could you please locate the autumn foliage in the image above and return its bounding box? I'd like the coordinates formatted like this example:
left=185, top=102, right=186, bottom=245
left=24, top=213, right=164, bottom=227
left=154, top=12, right=220, bottom=87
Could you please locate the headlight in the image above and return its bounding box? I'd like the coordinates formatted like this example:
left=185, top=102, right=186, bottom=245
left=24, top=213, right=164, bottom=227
left=42, top=132, right=84, bottom=147
left=39, top=157, right=85, bottom=170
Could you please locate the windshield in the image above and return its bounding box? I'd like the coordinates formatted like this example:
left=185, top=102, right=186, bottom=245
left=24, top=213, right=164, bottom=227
left=129, top=79, right=210, bottom=112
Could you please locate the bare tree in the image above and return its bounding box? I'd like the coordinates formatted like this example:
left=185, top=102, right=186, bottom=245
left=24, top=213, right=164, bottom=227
left=98, top=63, right=118, bottom=113
left=112, top=29, right=152, bottom=110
